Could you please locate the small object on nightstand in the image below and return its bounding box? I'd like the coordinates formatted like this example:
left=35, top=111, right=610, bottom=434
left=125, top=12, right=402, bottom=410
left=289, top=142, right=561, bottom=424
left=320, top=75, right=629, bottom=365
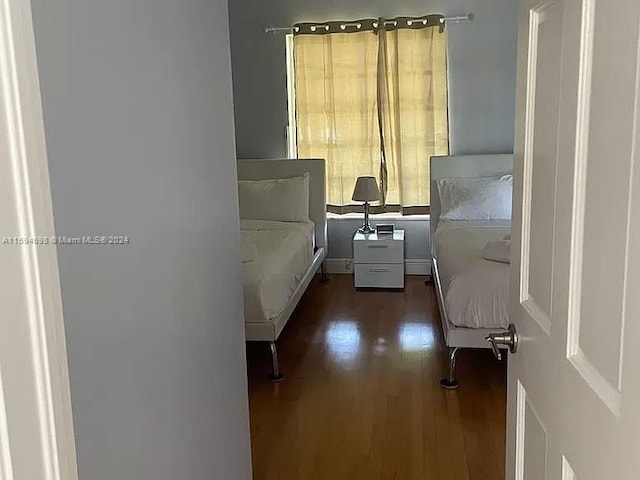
left=353, top=230, right=404, bottom=289
left=375, top=223, right=395, bottom=235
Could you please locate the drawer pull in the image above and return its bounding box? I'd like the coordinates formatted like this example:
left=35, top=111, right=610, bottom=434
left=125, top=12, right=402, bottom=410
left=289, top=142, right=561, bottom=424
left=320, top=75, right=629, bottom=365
left=367, top=244, right=389, bottom=249
left=369, top=268, right=390, bottom=273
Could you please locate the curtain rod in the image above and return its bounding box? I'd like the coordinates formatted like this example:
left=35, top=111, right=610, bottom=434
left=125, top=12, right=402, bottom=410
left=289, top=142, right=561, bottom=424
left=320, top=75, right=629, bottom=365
left=264, top=14, right=473, bottom=34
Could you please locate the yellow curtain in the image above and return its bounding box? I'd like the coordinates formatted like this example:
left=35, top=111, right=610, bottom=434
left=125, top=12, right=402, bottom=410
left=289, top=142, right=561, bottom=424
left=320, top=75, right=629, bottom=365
left=378, top=27, right=449, bottom=209
left=294, top=26, right=449, bottom=212
left=294, top=31, right=380, bottom=210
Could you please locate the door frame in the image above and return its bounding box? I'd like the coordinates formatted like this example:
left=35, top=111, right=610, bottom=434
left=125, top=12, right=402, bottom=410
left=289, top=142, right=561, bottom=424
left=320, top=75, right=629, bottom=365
left=0, top=0, right=77, bottom=478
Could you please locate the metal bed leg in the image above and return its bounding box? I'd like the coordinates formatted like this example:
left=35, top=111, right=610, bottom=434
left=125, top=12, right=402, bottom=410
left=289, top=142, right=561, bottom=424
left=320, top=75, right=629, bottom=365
left=440, top=347, right=460, bottom=389
left=320, top=262, right=329, bottom=282
left=425, top=264, right=435, bottom=285
left=269, top=342, right=284, bottom=382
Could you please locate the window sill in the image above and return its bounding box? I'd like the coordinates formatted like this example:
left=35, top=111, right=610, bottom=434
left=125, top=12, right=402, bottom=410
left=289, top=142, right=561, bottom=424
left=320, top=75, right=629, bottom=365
left=327, top=212, right=430, bottom=221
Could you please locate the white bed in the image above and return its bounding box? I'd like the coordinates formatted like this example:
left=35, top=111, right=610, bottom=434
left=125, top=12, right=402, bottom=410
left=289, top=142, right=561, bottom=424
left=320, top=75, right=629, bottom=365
left=435, top=220, right=511, bottom=329
left=237, top=159, right=327, bottom=380
left=430, top=153, right=514, bottom=388
left=241, top=219, right=314, bottom=324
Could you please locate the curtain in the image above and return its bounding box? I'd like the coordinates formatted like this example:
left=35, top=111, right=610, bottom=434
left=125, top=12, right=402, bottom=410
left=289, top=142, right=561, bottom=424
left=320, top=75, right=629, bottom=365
left=378, top=27, right=449, bottom=211
left=293, top=20, right=449, bottom=213
left=294, top=31, right=380, bottom=211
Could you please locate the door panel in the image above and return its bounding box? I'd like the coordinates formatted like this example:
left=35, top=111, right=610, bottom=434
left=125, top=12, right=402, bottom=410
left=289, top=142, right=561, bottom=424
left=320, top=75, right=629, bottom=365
left=521, top=0, right=564, bottom=336
left=523, top=403, right=548, bottom=480
left=575, top=0, right=638, bottom=397
left=509, top=0, right=640, bottom=478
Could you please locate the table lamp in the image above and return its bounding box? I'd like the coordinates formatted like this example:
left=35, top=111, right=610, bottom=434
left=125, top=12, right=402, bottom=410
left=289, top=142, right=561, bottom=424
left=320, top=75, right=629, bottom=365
left=352, top=176, right=380, bottom=234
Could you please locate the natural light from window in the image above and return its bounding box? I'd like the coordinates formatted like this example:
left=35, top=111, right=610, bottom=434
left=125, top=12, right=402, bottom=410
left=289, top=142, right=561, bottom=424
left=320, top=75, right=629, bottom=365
left=285, top=33, right=297, bottom=159
left=325, top=320, right=361, bottom=365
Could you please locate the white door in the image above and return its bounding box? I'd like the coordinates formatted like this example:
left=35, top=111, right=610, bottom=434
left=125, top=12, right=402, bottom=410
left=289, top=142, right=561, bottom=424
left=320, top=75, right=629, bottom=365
left=507, top=0, right=640, bottom=478
left=0, top=1, right=77, bottom=479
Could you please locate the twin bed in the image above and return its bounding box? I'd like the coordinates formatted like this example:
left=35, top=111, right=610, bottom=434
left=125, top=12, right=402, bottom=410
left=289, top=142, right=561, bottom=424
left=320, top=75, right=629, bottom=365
left=430, top=153, right=514, bottom=388
left=237, top=154, right=512, bottom=387
left=237, top=159, right=327, bottom=380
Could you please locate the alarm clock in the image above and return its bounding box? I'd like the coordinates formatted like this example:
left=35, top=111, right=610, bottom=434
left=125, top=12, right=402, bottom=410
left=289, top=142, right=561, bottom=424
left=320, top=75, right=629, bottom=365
left=375, top=224, right=395, bottom=235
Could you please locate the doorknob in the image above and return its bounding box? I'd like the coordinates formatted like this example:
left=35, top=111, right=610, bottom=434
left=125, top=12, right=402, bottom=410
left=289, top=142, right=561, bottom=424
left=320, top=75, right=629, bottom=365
left=485, top=324, right=518, bottom=361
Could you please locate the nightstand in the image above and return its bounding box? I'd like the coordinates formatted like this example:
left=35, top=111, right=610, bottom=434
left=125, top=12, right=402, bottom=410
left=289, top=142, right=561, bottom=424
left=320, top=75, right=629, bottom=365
left=353, top=230, right=405, bottom=288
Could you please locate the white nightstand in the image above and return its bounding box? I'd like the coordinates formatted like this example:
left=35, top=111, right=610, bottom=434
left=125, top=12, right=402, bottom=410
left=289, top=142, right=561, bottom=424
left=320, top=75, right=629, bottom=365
left=353, top=230, right=405, bottom=288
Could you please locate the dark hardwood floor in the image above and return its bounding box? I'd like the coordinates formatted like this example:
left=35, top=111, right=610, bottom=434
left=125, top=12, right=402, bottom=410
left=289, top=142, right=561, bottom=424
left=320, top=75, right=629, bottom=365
left=246, top=275, right=507, bottom=480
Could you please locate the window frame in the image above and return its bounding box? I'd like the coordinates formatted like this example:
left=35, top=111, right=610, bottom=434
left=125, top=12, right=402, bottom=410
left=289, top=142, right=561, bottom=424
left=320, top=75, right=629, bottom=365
left=285, top=33, right=298, bottom=159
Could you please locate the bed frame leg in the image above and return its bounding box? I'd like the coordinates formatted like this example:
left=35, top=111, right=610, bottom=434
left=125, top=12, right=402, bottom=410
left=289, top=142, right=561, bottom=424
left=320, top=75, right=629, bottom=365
left=440, top=347, right=460, bottom=389
left=320, top=262, right=329, bottom=282
left=425, top=264, right=435, bottom=285
left=269, top=342, right=285, bottom=382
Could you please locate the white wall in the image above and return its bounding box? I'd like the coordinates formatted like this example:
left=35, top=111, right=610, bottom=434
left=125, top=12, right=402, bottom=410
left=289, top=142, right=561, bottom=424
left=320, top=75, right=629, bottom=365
left=31, top=1, right=252, bottom=479
left=228, top=0, right=518, bottom=259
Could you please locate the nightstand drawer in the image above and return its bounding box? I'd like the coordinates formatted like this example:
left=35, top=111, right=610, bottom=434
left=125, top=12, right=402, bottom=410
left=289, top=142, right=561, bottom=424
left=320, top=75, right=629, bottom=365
left=354, top=263, right=404, bottom=288
left=353, top=239, right=403, bottom=264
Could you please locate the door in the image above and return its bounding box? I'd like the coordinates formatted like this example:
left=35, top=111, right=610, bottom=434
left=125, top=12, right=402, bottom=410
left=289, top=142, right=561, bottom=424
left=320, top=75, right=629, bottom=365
left=508, top=0, right=640, bottom=478
left=0, top=1, right=77, bottom=479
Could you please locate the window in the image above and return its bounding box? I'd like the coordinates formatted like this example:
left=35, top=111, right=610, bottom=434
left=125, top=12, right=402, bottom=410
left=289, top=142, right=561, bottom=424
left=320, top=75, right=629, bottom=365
left=286, top=17, right=450, bottom=214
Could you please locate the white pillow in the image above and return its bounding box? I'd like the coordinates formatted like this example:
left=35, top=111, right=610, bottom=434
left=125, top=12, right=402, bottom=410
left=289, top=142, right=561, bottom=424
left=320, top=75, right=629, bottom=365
left=483, top=239, right=511, bottom=264
left=238, top=173, right=310, bottom=222
left=437, top=175, right=513, bottom=220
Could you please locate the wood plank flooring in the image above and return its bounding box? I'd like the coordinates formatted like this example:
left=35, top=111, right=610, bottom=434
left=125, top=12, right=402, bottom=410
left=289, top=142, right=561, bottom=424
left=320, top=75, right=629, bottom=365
left=246, top=275, right=507, bottom=480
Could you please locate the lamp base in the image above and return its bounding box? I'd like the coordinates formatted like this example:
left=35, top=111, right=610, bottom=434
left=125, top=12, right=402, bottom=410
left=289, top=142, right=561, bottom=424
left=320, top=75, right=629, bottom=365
left=357, top=224, right=375, bottom=234
left=357, top=201, right=375, bottom=234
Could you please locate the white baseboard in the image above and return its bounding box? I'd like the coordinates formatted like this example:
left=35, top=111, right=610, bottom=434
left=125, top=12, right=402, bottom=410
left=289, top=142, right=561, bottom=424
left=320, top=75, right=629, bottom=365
left=323, top=258, right=353, bottom=274
left=324, top=258, right=432, bottom=276
left=404, top=259, right=432, bottom=276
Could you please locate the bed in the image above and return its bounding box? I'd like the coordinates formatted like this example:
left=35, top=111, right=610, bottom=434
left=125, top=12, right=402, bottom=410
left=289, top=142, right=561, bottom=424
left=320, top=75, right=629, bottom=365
left=237, top=159, right=327, bottom=381
left=430, top=153, right=514, bottom=388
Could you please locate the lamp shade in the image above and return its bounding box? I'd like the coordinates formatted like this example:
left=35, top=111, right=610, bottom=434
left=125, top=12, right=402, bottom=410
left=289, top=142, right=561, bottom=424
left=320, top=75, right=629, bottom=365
left=352, top=176, right=380, bottom=202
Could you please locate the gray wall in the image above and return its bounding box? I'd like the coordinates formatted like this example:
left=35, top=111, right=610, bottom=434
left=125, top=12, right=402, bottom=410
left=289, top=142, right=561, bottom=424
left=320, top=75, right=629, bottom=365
left=32, top=1, right=252, bottom=479
left=328, top=219, right=430, bottom=259
left=228, top=0, right=518, bottom=158
left=228, top=0, right=518, bottom=259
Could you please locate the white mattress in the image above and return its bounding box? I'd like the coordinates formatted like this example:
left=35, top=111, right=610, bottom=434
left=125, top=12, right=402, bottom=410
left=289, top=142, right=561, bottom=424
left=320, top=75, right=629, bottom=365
left=434, top=220, right=511, bottom=329
left=240, top=220, right=314, bottom=324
